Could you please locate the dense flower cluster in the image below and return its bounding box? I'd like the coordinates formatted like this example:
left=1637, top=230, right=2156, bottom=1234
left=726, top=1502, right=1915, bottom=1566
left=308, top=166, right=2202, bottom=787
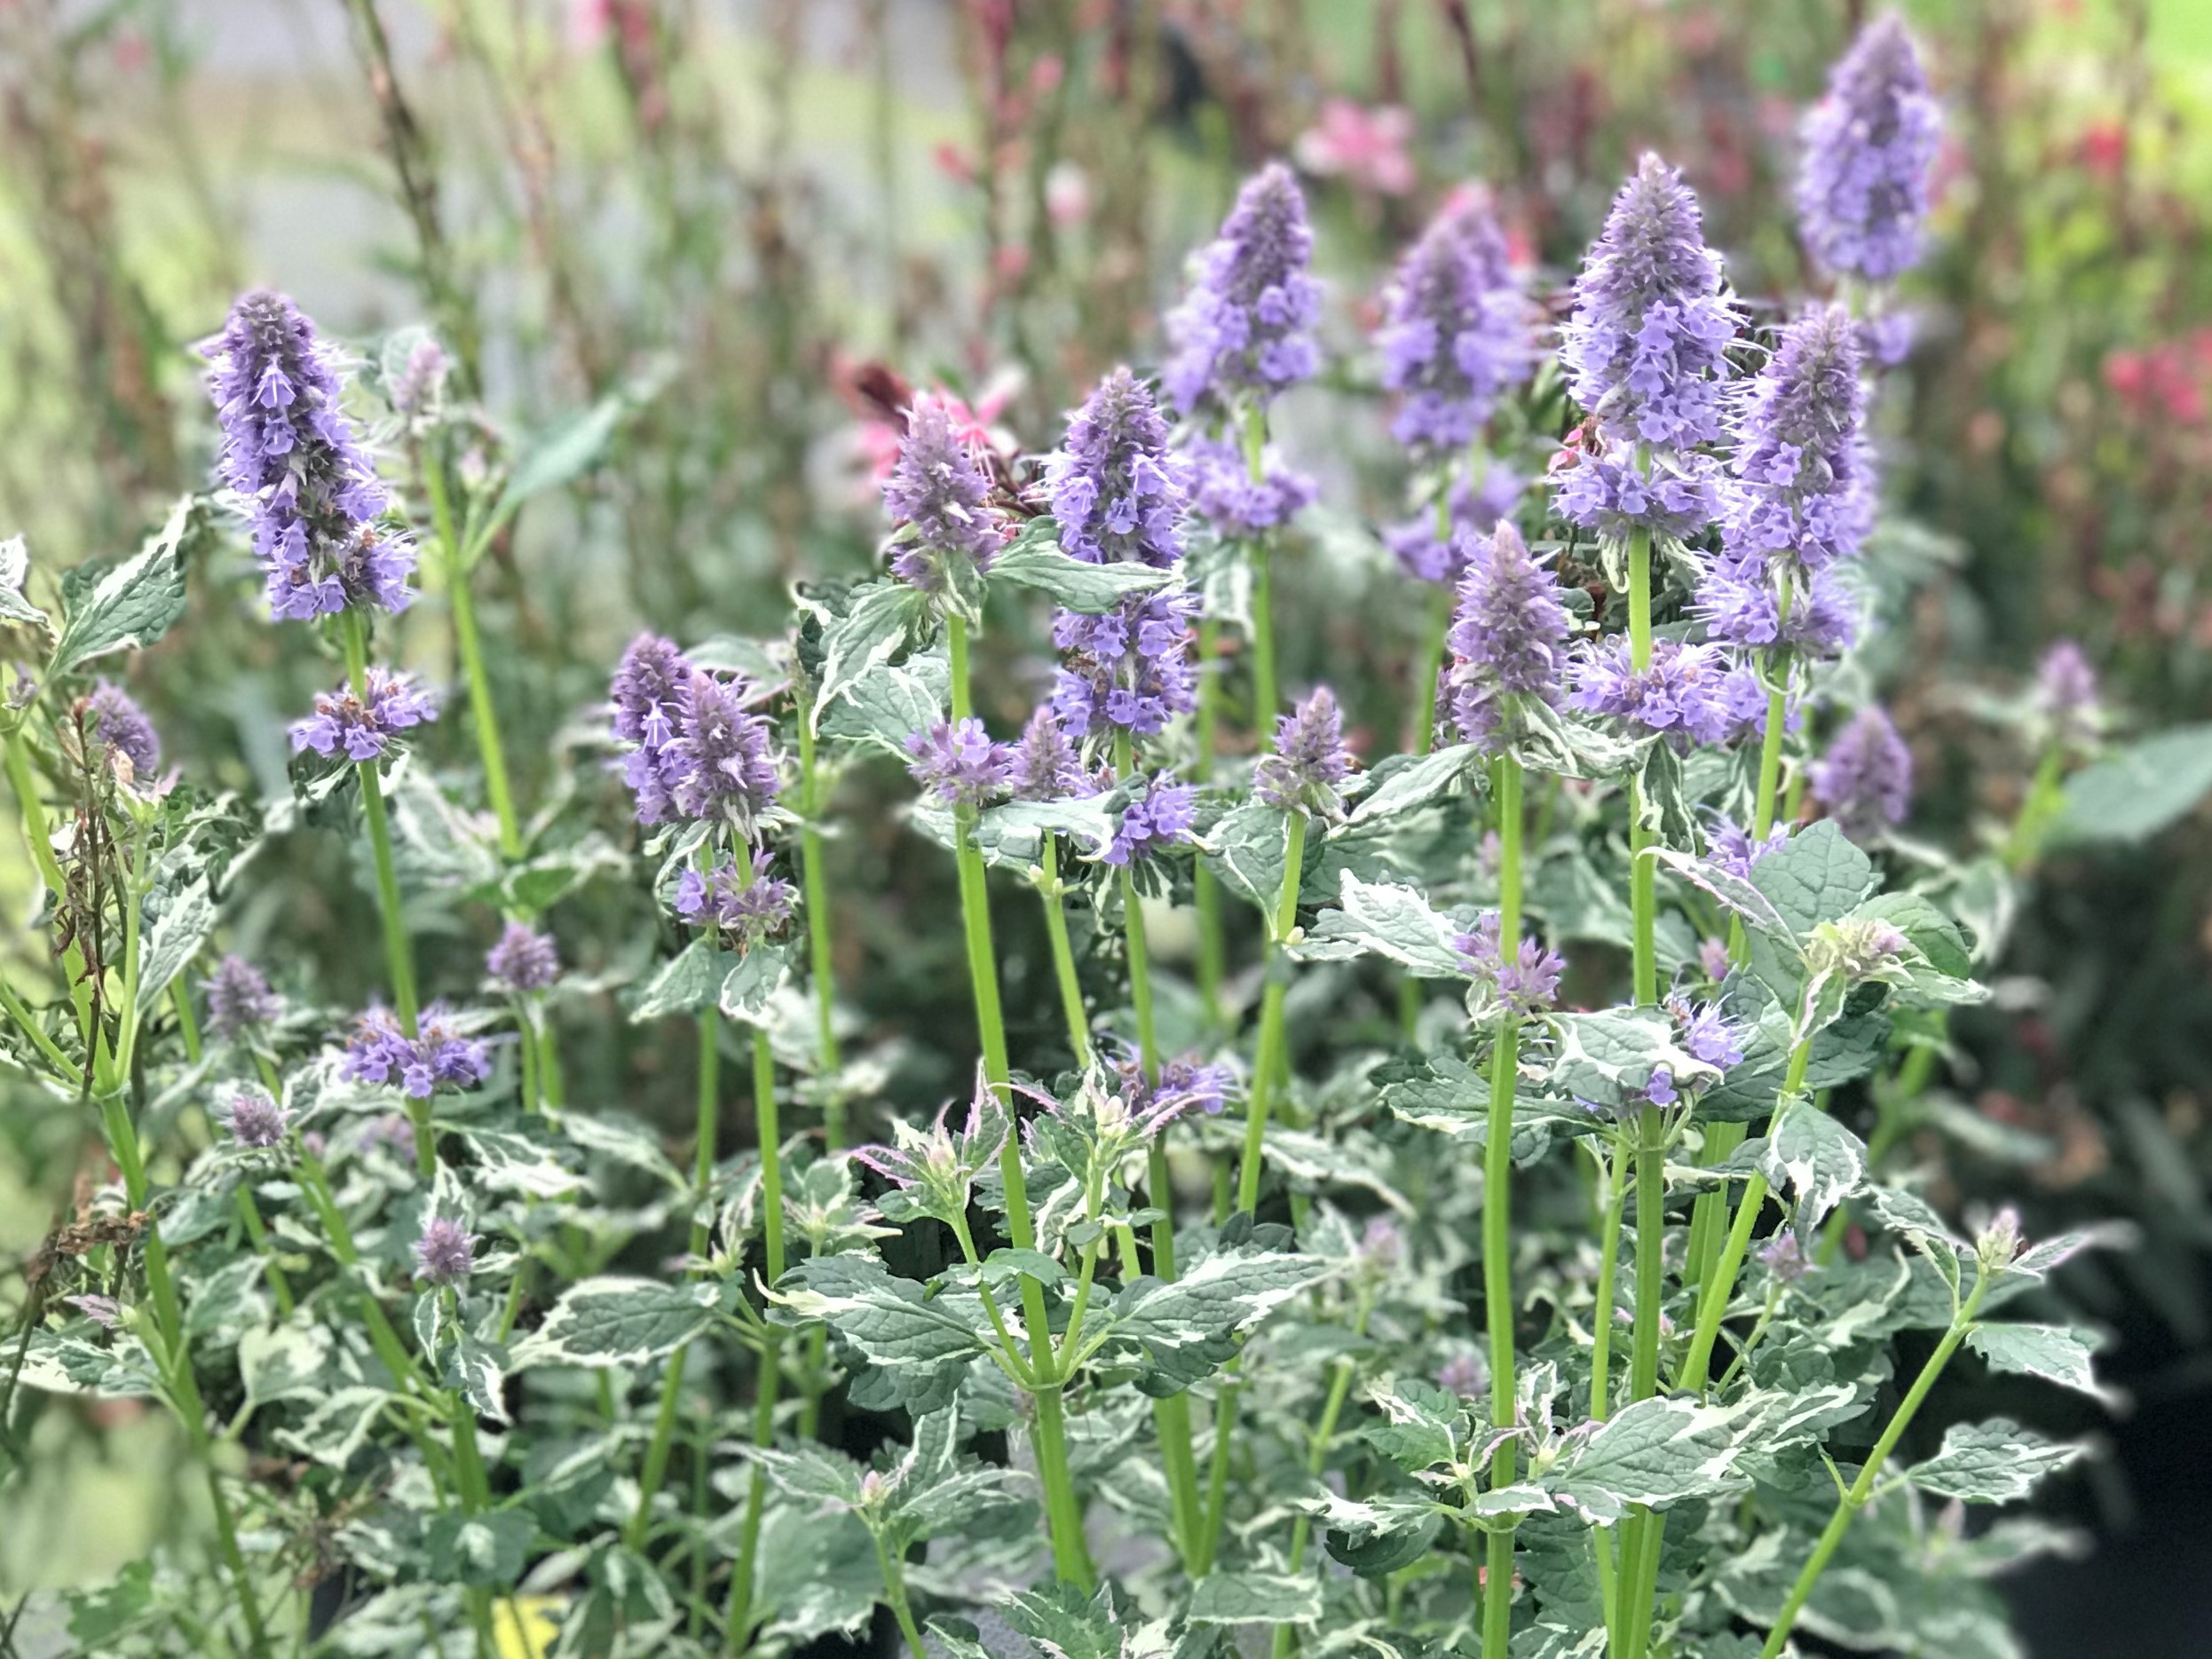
left=1052, top=591, right=1199, bottom=739
left=884, top=394, right=1003, bottom=591
left=84, top=681, right=161, bottom=779
left=290, top=668, right=438, bottom=762
left=1163, top=162, right=1323, bottom=415
left=1553, top=446, right=1722, bottom=544
left=609, top=634, right=691, bottom=824
left=1048, top=370, right=1186, bottom=568
left=1709, top=815, right=1789, bottom=879
left=1379, top=192, right=1534, bottom=451
left=486, top=922, right=560, bottom=993
left=1183, top=432, right=1316, bottom=536
left=1254, top=686, right=1355, bottom=815
left=1007, top=707, right=1093, bottom=802
left=1105, top=773, right=1197, bottom=866
left=608, top=638, right=779, bottom=831
left=1570, top=635, right=1742, bottom=745
left=204, top=291, right=415, bottom=620
left=223, top=1085, right=288, bottom=1149
left=1456, top=911, right=1568, bottom=1016
left=1442, top=521, right=1571, bottom=754
left=413, top=1217, right=478, bottom=1286
left=203, top=955, right=284, bottom=1041
left=1385, top=465, right=1525, bottom=584
left=905, top=717, right=1015, bottom=810
left=1797, top=13, right=1943, bottom=282
left=1112, top=1044, right=1236, bottom=1123
left=1812, top=705, right=1914, bottom=840
left=343, top=1002, right=493, bottom=1100
left=674, top=850, right=798, bottom=944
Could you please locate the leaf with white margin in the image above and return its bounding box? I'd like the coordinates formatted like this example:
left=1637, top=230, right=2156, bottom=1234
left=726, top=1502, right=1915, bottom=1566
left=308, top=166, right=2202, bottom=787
left=1756, top=1097, right=1867, bottom=1231
left=510, top=1276, right=723, bottom=1370
left=1292, top=872, right=1467, bottom=978
left=1906, top=1418, right=2082, bottom=1504
left=1543, top=1395, right=1747, bottom=1523
left=1965, top=1324, right=2112, bottom=1403
left=0, top=534, right=50, bottom=631
left=1347, top=744, right=1481, bottom=826
left=1187, top=1571, right=1323, bottom=1626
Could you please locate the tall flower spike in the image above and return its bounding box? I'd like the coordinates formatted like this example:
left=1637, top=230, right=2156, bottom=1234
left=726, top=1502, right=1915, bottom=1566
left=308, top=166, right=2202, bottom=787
left=1051, top=590, right=1200, bottom=739
left=1105, top=773, right=1197, bottom=866
left=1812, top=705, right=1913, bottom=841
left=1442, top=521, right=1571, bottom=754
left=1008, top=706, right=1094, bottom=803
left=204, top=955, right=283, bottom=1041
left=883, top=394, right=1003, bottom=592
left=224, top=1085, right=289, bottom=1149
left=204, top=290, right=415, bottom=620
left=1569, top=634, right=1738, bottom=747
left=1163, top=162, right=1324, bottom=416
left=1797, top=14, right=1943, bottom=283
left=84, top=681, right=161, bottom=780
left=663, top=669, right=780, bottom=832
left=2033, top=640, right=2101, bottom=752
left=1379, top=191, right=1535, bottom=452
left=344, top=1001, right=493, bottom=1100
left=1048, top=369, right=1186, bottom=569
left=290, top=668, right=438, bottom=762
left=609, top=634, right=692, bottom=826
left=486, top=921, right=560, bottom=994
left=1255, top=686, right=1357, bottom=816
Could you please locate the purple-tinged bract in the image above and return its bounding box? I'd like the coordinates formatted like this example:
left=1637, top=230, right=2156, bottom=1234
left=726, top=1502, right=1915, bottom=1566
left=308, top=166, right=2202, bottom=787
left=1442, top=521, right=1572, bottom=754
left=204, top=291, right=415, bottom=620
left=1163, top=162, right=1324, bottom=415
left=225, top=1085, right=288, bottom=1149
left=343, top=1001, right=493, bottom=1100
left=290, top=668, right=438, bottom=762
left=675, top=849, right=798, bottom=945
left=1255, top=686, right=1356, bottom=815
left=1812, top=705, right=1914, bottom=840
left=1557, top=154, right=1741, bottom=451
left=486, top=921, right=560, bottom=993
left=414, top=1217, right=478, bottom=1286
left=205, top=955, right=284, bottom=1041
left=1796, top=14, right=1943, bottom=283
left=663, top=669, right=780, bottom=831
left=85, top=681, right=161, bottom=780
left=905, top=717, right=1016, bottom=810
left=1048, top=369, right=1186, bottom=569
left=1379, top=192, right=1535, bottom=450
left=1105, top=773, right=1197, bottom=866
left=883, top=395, right=1003, bottom=591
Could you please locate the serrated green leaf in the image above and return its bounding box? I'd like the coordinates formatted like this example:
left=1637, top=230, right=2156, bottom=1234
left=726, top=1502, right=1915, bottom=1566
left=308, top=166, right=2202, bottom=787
left=1547, top=1007, right=1722, bottom=1112
left=991, top=517, right=1176, bottom=611
left=485, top=392, right=631, bottom=541
left=632, top=937, right=731, bottom=1021
left=421, top=1509, right=534, bottom=1588
left=811, top=579, right=928, bottom=735
left=1544, top=1395, right=1747, bottom=1522
left=1756, top=1099, right=1866, bottom=1230
left=720, top=941, right=793, bottom=1024
left=133, top=880, right=216, bottom=1018
left=0, top=533, right=51, bottom=631
left=510, top=1277, right=722, bottom=1370
left=1906, top=1418, right=2082, bottom=1503
left=1203, top=801, right=1291, bottom=912
left=1853, top=892, right=1973, bottom=980
left=816, top=652, right=947, bottom=756
left=1187, top=1571, right=1323, bottom=1625
left=2048, top=723, right=2212, bottom=846
left=1964, top=1324, right=2107, bottom=1402
left=1750, top=821, right=1876, bottom=936
left=1348, top=745, right=1481, bottom=826
left=51, top=495, right=196, bottom=674
left=1292, top=872, right=1466, bottom=977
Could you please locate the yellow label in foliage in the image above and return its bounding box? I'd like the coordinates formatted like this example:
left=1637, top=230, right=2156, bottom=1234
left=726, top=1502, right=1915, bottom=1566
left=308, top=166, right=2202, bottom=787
left=493, top=1596, right=564, bottom=1659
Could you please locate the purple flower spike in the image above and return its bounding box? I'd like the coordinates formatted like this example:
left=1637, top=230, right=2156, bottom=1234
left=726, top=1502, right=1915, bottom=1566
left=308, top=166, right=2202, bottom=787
left=1797, top=14, right=1943, bottom=283
left=1163, top=162, right=1325, bottom=416
left=674, top=848, right=798, bottom=945
left=905, top=717, right=1015, bottom=810
left=342, top=1001, right=492, bottom=1100
left=204, top=956, right=284, bottom=1041
left=1554, top=446, right=1724, bottom=543
left=1105, top=773, right=1198, bottom=867
left=85, top=681, right=161, bottom=780
left=1558, top=154, right=1742, bottom=454
left=1379, top=191, right=1536, bottom=452
left=290, top=668, right=438, bottom=762
left=1442, top=521, right=1572, bottom=755
left=2034, top=639, right=2101, bottom=751
left=1568, top=635, right=1738, bottom=747
left=1812, top=706, right=1913, bottom=841
left=414, top=1217, right=478, bottom=1286
left=204, top=291, right=415, bottom=621
left=1255, top=686, right=1356, bottom=816
left=225, top=1085, right=288, bottom=1149
left=1455, top=912, right=1566, bottom=1017
left=610, top=634, right=692, bottom=826
left=1183, top=431, right=1317, bottom=538
left=1721, top=307, right=1870, bottom=574
left=884, top=394, right=1003, bottom=592
left=1008, top=707, right=1094, bottom=803
left=663, top=669, right=780, bottom=831
left=1674, top=999, right=1749, bottom=1070
left=486, top=921, right=560, bottom=994
left=1051, top=590, right=1199, bottom=739
left=1049, top=369, right=1187, bottom=570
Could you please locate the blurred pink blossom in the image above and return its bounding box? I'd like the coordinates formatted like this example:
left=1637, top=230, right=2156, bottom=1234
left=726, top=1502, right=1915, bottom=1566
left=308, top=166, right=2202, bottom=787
left=1294, top=100, right=1417, bottom=196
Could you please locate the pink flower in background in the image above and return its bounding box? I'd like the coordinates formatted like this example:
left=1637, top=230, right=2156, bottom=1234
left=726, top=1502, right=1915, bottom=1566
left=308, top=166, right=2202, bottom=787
left=841, top=365, right=1025, bottom=499
left=1046, top=162, right=1092, bottom=226
left=1294, top=100, right=1417, bottom=196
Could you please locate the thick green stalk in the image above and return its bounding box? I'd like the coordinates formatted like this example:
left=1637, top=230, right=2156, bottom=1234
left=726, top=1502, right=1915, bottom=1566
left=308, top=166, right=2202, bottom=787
left=796, top=709, right=844, bottom=1145
left=1235, top=812, right=1308, bottom=1213
left=425, top=454, right=520, bottom=860
left=2003, top=747, right=2066, bottom=871
left=1272, top=1294, right=1373, bottom=1659
left=872, top=1531, right=932, bottom=1659
left=1758, top=1267, right=1991, bottom=1659
left=1038, top=840, right=1093, bottom=1068
left=0, top=972, right=82, bottom=1085
left=1481, top=757, right=1527, bottom=1659
left=1031, top=1384, right=1095, bottom=1588
left=723, top=1339, right=784, bottom=1653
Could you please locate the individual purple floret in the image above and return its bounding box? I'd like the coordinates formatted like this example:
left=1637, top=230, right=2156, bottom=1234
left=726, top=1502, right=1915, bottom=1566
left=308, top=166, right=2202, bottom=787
left=486, top=921, right=560, bottom=994
left=1105, top=772, right=1198, bottom=866
left=1455, top=912, right=1567, bottom=1017
left=1048, top=368, right=1187, bottom=569
left=1812, top=706, right=1914, bottom=841
left=1379, top=190, right=1535, bottom=451
left=204, top=955, right=284, bottom=1041
left=1708, top=815, right=1789, bottom=880
left=1758, top=1231, right=1811, bottom=1284
left=1697, top=937, right=1735, bottom=983
left=883, top=394, right=1004, bottom=591
left=84, top=681, right=161, bottom=780
left=204, top=290, right=415, bottom=620
left=674, top=849, right=798, bottom=944
left=904, top=717, right=1015, bottom=810
left=609, top=634, right=692, bottom=826
left=1554, top=446, right=1723, bottom=543
left=1385, top=465, right=1526, bottom=584
left=2033, top=639, right=2101, bottom=751
left=1674, top=999, right=1749, bottom=1070
left=1007, top=706, right=1094, bottom=803
left=414, top=1216, right=478, bottom=1286
left=1442, top=521, right=1572, bottom=754
left=224, top=1085, right=288, bottom=1149
left=1162, top=162, right=1324, bottom=415
left=1568, top=635, right=1737, bottom=747
left=1255, top=686, right=1356, bottom=816
left=1437, top=1351, right=1486, bottom=1397
left=1796, top=13, right=1943, bottom=283
left=290, top=668, right=438, bottom=762
left=1112, top=1043, right=1236, bottom=1125
left=1051, top=590, right=1199, bottom=739
left=1557, top=154, right=1742, bottom=452
left=662, top=668, right=780, bottom=830
left=1183, top=431, right=1317, bottom=537
left=343, top=1001, right=493, bottom=1100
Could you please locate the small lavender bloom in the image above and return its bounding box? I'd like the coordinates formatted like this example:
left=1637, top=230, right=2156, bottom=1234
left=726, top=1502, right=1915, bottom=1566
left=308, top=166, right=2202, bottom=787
left=84, top=681, right=161, bottom=779
left=1358, top=1215, right=1404, bottom=1271
left=1806, top=916, right=1912, bottom=986
left=1812, top=706, right=1913, bottom=840
left=1708, top=815, right=1789, bottom=880
left=204, top=955, right=284, bottom=1041
left=1008, top=706, right=1093, bottom=802
left=1695, top=550, right=1859, bottom=655
left=1255, top=686, right=1356, bottom=815
left=609, top=634, right=692, bottom=826
left=1183, top=431, right=1316, bottom=537
left=1568, top=635, right=1738, bottom=747
left=204, top=291, right=415, bottom=620
left=1162, top=162, right=1324, bottom=415
left=486, top=921, right=560, bottom=993
left=289, top=668, right=438, bottom=762
left=414, top=1217, right=478, bottom=1286
left=1442, top=521, right=1572, bottom=754
left=663, top=669, right=780, bottom=829
left=1379, top=192, right=1535, bottom=451
left=674, top=849, right=799, bottom=944
left=1105, top=772, right=1198, bottom=866
left=225, top=1085, right=288, bottom=1149
left=1437, top=1351, right=1487, bottom=1397
left=1796, top=14, right=1944, bottom=283
left=1555, top=446, right=1724, bottom=543
left=1697, top=937, right=1735, bottom=983
left=390, top=336, right=450, bottom=418
left=905, top=717, right=1016, bottom=810
left=1557, top=154, right=1742, bottom=451
left=2033, top=639, right=2101, bottom=750
left=883, top=394, right=1003, bottom=590
left=1758, top=1231, right=1811, bottom=1284
left=1052, top=590, right=1199, bottom=739
left=1455, top=912, right=1567, bottom=1016
left=1675, top=1000, right=1748, bottom=1070
left=1974, top=1206, right=2025, bottom=1273
left=343, top=1001, right=492, bottom=1100
left=1048, top=369, right=1186, bottom=569
left=1113, top=1044, right=1236, bottom=1122
left=1385, top=465, right=1526, bottom=584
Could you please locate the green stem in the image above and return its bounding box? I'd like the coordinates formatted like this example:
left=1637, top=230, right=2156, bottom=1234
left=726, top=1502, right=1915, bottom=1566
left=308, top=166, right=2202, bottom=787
left=1481, top=756, right=1526, bottom=1659
left=1031, top=1384, right=1095, bottom=1588
left=1273, top=1295, right=1373, bottom=1659
left=1235, top=812, right=1307, bottom=1213
left=426, top=454, right=520, bottom=860
left=1039, top=840, right=1093, bottom=1068
left=723, top=1337, right=783, bottom=1653
left=0, top=972, right=82, bottom=1085
left=1758, top=1268, right=1991, bottom=1659
left=872, top=1531, right=932, bottom=1659
left=1411, top=581, right=1452, bottom=755
left=2, top=730, right=99, bottom=1051
left=2003, top=747, right=2066, bottom=872
left=1589, top=1138, right=1629, bottom=1627
left=797, top=708, right=844, bottom=1144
